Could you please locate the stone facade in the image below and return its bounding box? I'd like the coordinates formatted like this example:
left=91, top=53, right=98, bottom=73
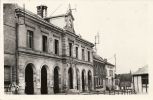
left=4, top=4, right=94, bottom=94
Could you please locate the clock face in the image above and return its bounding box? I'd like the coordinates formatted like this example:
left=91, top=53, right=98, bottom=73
left=67, top=16, right=73, bottom=28
left=65, top=15, right=75, bottom=33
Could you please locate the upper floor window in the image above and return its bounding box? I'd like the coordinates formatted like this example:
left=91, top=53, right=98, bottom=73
left=54, top=39, right=59, bottom=55
left=88, top=51, right=90, bottom=62
left=42, top=35, right=47, bottom=52
left=142, top=75, right=148, bottom=84
left=69, top=43, right=72, bottom=57
left=109, top=70, right=113, bottom=76
left=75, top=46, right=78, bottom=59
left=82, top=49, right=85, bottom=60
left=27, top=30, right=33, bottom=49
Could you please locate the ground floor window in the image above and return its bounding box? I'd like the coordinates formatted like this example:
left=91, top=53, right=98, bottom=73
left=68, top=67, right=73, bottom=89
left=4, top=65, right=11, bottom=85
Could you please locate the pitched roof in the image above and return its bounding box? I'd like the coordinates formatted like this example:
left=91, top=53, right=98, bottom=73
left=133, top=65, right=148, bottom=75
left=105, top=62, right=114, bottom=66
left=93, top=53, right=105, bottom=63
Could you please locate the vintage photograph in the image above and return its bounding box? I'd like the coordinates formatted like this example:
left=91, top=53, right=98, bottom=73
left=3, top=0, right=149, bottom=95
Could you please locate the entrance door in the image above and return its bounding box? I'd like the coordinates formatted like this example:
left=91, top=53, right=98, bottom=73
left=41, top=66, right=48, bottom=94
left=88, top=71, right=92, bottom=91
left=68, top=67, right=73, bottom=89
left=82, top=70, right=85, bottom=92
left=54, top=67, right=59, bottom=93
left=25, top=64, right=34, bottom=94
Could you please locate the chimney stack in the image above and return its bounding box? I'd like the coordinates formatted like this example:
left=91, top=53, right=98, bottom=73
left=37, top=5, right=47, bottom=18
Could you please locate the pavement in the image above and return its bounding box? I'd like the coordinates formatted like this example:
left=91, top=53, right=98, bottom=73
left=54, top=90, right=137, bottom=95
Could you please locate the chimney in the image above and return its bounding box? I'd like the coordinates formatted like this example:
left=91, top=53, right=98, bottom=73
left=37, top=5, right=47, bottom=18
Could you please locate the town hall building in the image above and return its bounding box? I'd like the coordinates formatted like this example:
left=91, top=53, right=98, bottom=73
left=4, top=4, right=94, bottom=94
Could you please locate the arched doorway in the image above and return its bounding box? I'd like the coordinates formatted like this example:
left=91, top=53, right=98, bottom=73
left=25, top=63, right=34, bottom=94
left=82, top=70, right=86, bottom=92
left=41, top=66, right=48, bottom=94
left=88, top=70, right=92, bottom=91
left=68, top=67, right=73, bottom=89
left=54, top=66, right=59, bottom=93
left=76, top=69, right=80, bottom=90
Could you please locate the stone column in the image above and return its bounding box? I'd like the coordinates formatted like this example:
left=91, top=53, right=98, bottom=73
left=18, top=63, right=25, bottom=94
left=49, top=68, right=54, bottom=94
left=64, top=64, right=69, bottom=92
left=73, top=64, right=77, bottom=90
left=34, top=69, right=40, bottom=94
left=18, top=67, right=25, bottom=94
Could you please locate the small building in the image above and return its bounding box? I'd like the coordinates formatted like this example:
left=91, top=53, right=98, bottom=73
left=132, top=65, right=149, bottom=94
left=93, top=53, right=106, bottom=91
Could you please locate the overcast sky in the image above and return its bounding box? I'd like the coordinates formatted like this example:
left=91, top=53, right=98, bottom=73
left=12, top=0, right=151, bottom=74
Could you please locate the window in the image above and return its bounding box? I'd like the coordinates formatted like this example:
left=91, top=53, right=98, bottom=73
left=4, top=66, right=11, bottom=84
left=142, top=74, right=148, bottom=84
left=88, top=51, right=90, bottom=62
left=69, top=43, right=72, bottom=57
left=42, top=35, right=47, bottom=52
left=141, top=74, right=148, bottom=93
left=54, top=39, right=59, bottom=55
left=82, top=49, right=85, bottom=60
left=109, top=70, right=113, bottom=76
left=75, top=47, right=78, bottom=59
left=99, top=78, right=101, bottom=85
left=27, top=30, right=33, bottom=49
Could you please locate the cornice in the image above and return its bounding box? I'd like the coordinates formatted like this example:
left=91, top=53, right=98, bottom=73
left=15, top=7, right=94, bottom=48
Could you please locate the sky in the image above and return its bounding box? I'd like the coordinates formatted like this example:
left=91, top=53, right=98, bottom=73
left=9, top=0, right=151, bottom=74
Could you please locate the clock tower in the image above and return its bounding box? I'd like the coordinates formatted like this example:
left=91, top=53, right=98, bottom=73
left=64, top=4, right=75, bottom=33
